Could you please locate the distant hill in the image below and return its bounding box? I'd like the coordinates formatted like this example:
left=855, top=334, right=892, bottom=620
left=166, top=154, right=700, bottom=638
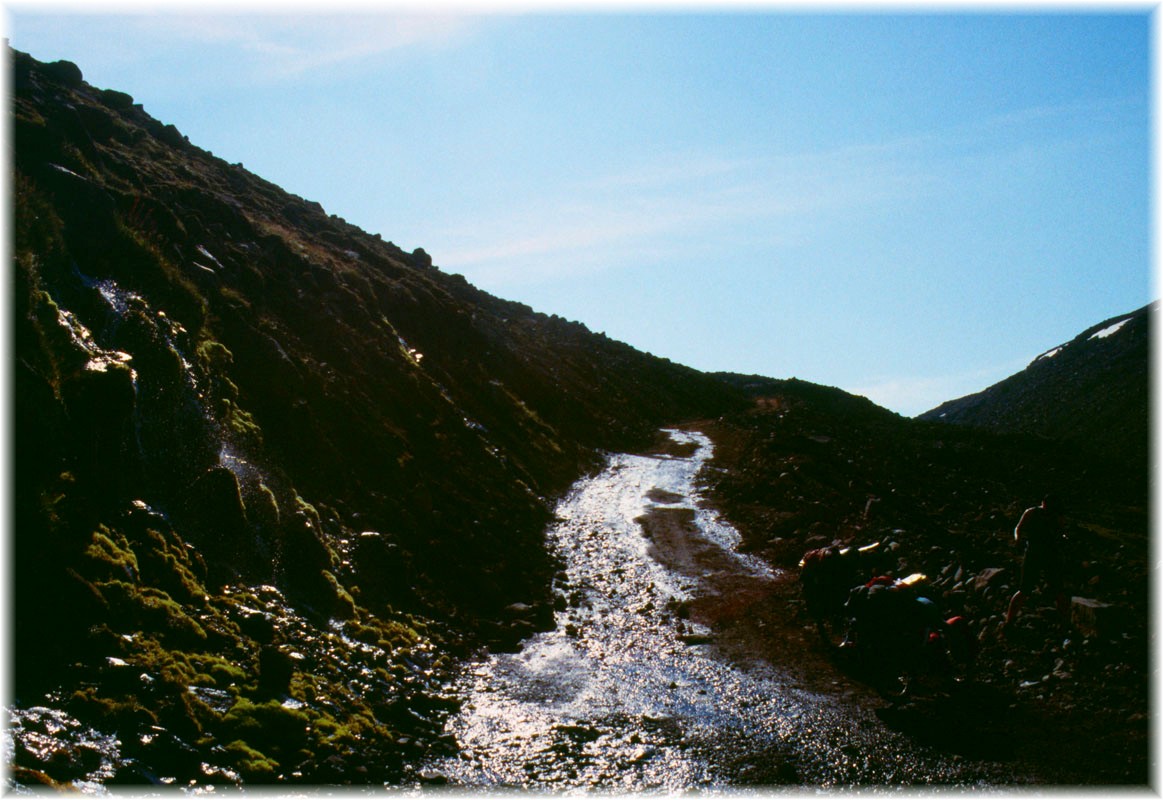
left=701, top=314, right=1152, bottom=785
left=918, top=303, right=1153, bottom=469
left=701, top=343, right=1150, bottom=784
left=711, top=373, right=901, bottom=422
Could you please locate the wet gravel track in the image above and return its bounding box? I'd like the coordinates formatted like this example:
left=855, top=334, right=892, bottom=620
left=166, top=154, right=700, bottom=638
left=426, top=430, right=1041, bottom=789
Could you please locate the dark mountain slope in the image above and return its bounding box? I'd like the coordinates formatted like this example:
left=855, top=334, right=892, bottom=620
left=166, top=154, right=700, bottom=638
left=919, top=303, right=1153, bottom=472
left=10, top=49, right=745, bottom=786
left=700, top=374, right=1149, bottom=782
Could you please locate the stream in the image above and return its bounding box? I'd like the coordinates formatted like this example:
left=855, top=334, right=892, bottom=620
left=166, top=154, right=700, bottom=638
left=424, top=429, right=1038, bottom=789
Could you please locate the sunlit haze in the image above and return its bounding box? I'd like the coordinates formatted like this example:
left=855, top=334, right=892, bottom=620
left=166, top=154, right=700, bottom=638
left=6, top=5, right=1153, bottom=415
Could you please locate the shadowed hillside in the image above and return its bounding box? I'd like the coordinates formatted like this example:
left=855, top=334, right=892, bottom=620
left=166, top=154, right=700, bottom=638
left=9, top=48, right=745, bottom=786
left=919, top=303, right=1152, bottom=475
left=701, top=361, right=1149, bottom=782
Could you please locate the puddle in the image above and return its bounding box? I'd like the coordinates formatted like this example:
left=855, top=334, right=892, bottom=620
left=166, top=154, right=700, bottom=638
left=5, top=703, right=121, bottom=791
left=427, top=430, right=769, bottom=788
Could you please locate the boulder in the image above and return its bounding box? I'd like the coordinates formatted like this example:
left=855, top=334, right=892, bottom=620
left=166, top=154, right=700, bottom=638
left=412, top=247, right=433, bottom=268
left=98, top=88, right=134, bottom=110
left=1070, top=596, right=1120, bottom=639
left=181, top=466, right=253, bottom=574
left=42, top=59, right=83, bottom=87
left=257, top=644, right=295, bottom=696
left=40, top=162, right=118, bottom=233
left=973, top=567, right=1007, bottom=594
left=157, top=123, right=186, bottom=148
left=504, top=602, right=533, bottom=618
left=60, top=359, right=139, bottom=496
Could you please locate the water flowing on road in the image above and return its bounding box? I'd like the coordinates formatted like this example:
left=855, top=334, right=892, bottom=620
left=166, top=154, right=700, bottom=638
left=425, top=429, right=1035, bottom=789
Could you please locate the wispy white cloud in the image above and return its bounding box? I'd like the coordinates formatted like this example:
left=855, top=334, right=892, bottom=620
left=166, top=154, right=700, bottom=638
left=577, top=152, right=759, bottom=192
left=848, top=357, right=1030, bottom=418
left=7, top=9, right=480, bottom=90
left=135, top=13, right=476, bottom=79
left=420, top=89, right=1137, bottom=309
left=432, top=140, right=933, bottom=288
left=7, top=11, right=478, bottom=84
left=436, top=198, right=695, bottom=285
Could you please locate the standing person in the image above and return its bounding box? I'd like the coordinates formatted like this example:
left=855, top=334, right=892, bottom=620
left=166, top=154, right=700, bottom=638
left=1003, top=495, right=1070, bottom=635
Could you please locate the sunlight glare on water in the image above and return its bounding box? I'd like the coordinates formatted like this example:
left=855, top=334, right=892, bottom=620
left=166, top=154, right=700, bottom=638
left=424, top=429, right=1033, bottom=789
left=426, top=430, right=786, bottom=788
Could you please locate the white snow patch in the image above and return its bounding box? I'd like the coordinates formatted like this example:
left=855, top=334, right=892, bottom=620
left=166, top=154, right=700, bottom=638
left=1036, top=346, right=1065, bottom=361
left=1089, top=319, right=1130, bottom=340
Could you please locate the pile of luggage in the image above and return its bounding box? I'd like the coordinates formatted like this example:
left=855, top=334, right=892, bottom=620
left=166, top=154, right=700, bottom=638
left=799, top=544, right=977, bottom=697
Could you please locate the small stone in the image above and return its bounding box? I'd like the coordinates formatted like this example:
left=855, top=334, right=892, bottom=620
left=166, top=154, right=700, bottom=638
left=973, top=567, right=1006, bottom=594
left=418, top=769, right=448, bottom=785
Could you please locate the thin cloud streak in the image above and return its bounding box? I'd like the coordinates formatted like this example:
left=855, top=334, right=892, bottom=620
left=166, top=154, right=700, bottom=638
left=432, top=140, right=932, bottom=287
left=97, top=13, right=477, bottom=82
left=429, top=93, right=1131, bottom=295
left=849, top=358, right=1031, bottom=418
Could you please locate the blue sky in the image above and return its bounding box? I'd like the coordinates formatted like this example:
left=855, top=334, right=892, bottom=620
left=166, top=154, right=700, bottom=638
left=6, top=7, right=1154, bottom=416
